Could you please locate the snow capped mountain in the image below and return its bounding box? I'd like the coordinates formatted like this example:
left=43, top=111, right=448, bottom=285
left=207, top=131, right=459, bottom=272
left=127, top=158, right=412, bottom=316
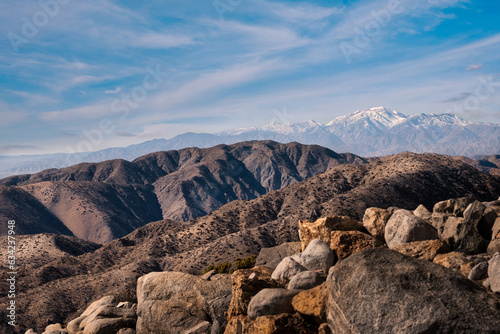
left=1, top=107, right=498, bottom=178
left=327, top=107, right=407, bottom=129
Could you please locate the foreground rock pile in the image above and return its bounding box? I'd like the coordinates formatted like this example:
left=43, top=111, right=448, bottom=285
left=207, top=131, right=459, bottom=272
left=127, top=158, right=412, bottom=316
left=28, top=196, right=500, bottom=334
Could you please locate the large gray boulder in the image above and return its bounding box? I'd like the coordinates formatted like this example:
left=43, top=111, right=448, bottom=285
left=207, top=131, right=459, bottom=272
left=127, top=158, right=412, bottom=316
left=296, top=239, right=335, bottom=273
left=136, top=271, right=232, bottom=334
left=384, top=210, right=438, bottom=248
left=247, top=288, right=301, bottom=320
left=454, top=201, right=488, bottom=254
left=468, top=261, right=489, bottom=281
left=327, top=248, right=500, bottom=333
left=287, top=271, right=325, bottom=290
left=271, top=256, right=307, bottom=282
left=255, top=242, right=302, bottom=269
left=489, top=253, right=500, bottom=293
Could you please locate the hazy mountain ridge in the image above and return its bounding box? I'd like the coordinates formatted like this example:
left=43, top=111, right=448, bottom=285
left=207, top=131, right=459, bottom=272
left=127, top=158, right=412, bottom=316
left=0, top=141, right=365, bottom=243
left=3, top=151, right=499, bottom=333
left=1, top=107, right=497, bottom=178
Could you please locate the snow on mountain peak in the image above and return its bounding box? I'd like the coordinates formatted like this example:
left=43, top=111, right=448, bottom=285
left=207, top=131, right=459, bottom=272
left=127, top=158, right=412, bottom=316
left=327, top=107, right=407, bottom=129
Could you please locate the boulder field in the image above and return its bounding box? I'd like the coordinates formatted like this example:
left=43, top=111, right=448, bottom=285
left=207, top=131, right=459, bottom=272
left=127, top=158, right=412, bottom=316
left=29, top=196, right=500, bottom=334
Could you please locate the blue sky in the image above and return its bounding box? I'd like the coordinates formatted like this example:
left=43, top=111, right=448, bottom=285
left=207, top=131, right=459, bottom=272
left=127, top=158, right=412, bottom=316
left=1, top=0, right=499, bottom=155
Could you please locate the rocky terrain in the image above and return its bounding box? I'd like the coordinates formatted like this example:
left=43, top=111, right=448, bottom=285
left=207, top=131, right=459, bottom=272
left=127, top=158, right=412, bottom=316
left=2, top=151, right=500, bottom=333
left=0, top=141, right=364, bottom=243
left=19, top=195, right=500, bottom=334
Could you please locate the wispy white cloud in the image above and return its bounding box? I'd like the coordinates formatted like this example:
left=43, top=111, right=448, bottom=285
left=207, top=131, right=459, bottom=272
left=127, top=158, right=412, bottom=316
left=105, top=87, right=122, bottom=94
left=129, top=32, right=197, bottom=49
left=466, top=63, right=483, bottom=71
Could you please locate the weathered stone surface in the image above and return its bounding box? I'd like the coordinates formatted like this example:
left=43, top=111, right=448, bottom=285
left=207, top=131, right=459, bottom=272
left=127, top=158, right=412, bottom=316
left=296, top=239, right=335, bottom=273
left=454, top=201, right=488, bottom=254
left=481, top=207, right=499, bottom=239
left=80, top=306, right=136, bottom=329
left=484, top=200, right=500, bottom=207
left=489, top=253, right=500, bottom=293
left=25, top=330, right=37, bottom=334
left=45, top=324, right=63, bottom=332
left=433, top=197, right=474, bottom=217
left=431, top=213, right=450, bottom=235
left=136, top=271, right=232, bottom=334
left=327, top=248, right=500, bottom=333
left=67, top=316, right=85, bottom=334
left=226, top=266, right=280, bottom=318
left=247, top=288, right=301, bottom=320
left=81, top=296, right=117, bottom=318
left=326, top=266, right=335, bottom=282
left=224, top=313, right=316, bottom=334
left=433, top=199, right=456, bottom=214
left=468, top=261, right=489, bottom=281
left=488, top=239, right=500, bottom=255
left=330, top=230, right=383, bottom=260
left=116, top=329, right=135, bottom=334
left=492, top=217, right=500, bottom=239
left=392, top=239, right=449, bottom=261
left=385, top=210, right=438, bottom=248
left=255, top=242, right=302, bottom=269
left=440, top=216, right=464, bottom=248
left=116, top=302, right=134, bottom=309
left=44, top=330, right=68, bottom=334
left=298, top=216, right=362, bottom=251
left=362, top=207, right=392, bottom=241
left=292, top=281, right=330, bottom=324
left=433, top=252, right=473, bottom=276
left=271, top=257, right=307, bottom=282
left=200, top=269, right=217, bottom=281
left=82, top=318, right=135, bottom=334
left=413, top=204, right=432, bottom=221
left=483, top=278, right=491, bottom=290
left=287, top=271, right=325, bottom=290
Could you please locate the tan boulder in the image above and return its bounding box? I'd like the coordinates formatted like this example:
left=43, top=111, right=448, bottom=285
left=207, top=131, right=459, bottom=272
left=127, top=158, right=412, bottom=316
left=136, top=271, right=232, bottom=334
left=487, top=239, right=500, bottom=255
left=392, top=239, right=449, bottom=261
left=224, top=313, right=315, bottom=334
left=226, top=266, right=281, bottom=318
left=413, top=204, right=432, bottom=221
left=298, top=216, right=363, bottom=251
left=292, top=281, right=331, bottom=324
left=362, top=207, right=393, bottom=241
left=492, top=217, right=500, bottom=239
left=329, top=230, right=384, bottom=260
left=433, top=252, right=474, bottom=276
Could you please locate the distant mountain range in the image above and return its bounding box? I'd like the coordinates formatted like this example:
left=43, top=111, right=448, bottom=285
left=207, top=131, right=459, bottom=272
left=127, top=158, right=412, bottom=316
left=1, top=107, right=499, bottom=178
left=0, top=141, right=365, bottom=243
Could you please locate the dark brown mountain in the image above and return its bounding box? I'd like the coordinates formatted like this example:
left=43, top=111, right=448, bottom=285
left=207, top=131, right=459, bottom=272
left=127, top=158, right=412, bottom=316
left=0, top=141, right=365, bottom=243
left=3, top=151, right=499, bottom=333
left=466, top=154, right=500, bottom=176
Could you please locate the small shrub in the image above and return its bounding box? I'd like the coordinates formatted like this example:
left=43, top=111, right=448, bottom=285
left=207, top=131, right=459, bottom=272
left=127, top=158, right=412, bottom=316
left=235, top=255, right=256, bottom=270
left=202, top=262, right=232, bottom=274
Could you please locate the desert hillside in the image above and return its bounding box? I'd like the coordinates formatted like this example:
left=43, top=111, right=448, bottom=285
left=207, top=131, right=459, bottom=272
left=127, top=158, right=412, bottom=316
left=0, top=141, right=366, bottom=244
left=2, top=151, right=499, bottom=333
